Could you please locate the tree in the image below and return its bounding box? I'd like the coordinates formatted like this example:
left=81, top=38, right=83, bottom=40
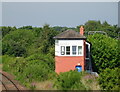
left=1, top=26, right=16, bottom=37
left=80, top=20, right=119, bottom=38
left=18, top=26, right=33, bottom=30
left=2, top=29, right=36, bottom=57
left=102, top=21, right=110, bottom=27
left=36, top=24, right=59, bottom=54
left=87, top=34, right=120, bottom=73
left=98, top=68, right=120, bottom=90
left=84, top=20, right=102, bottom=31
left=101, top=23, right=118, bottom=38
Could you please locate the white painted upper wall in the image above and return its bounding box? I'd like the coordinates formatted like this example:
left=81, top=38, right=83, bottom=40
left=55, top=40, right=84, bottom=56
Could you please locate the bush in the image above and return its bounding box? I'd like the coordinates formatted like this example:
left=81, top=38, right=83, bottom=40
left=2, top=55, right=18, bottom=72
left=98, top=68, right=120, bottom=90
left=2, top=54, right=55, bottom=88
left=25, top=53, right=55, bottom=71
left=54, top=71, right=87, bottom=90
left=16, top=60, right=53, bottom=86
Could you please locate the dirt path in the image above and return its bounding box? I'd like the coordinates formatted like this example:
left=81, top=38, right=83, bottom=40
left=0, top=64, right=28, bottom=91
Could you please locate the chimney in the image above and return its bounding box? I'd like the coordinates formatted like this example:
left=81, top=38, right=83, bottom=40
left=80, top=26, right=84, bottom=35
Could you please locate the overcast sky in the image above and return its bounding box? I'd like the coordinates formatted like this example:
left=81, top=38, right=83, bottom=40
left=2, top=2, right=118, bottom=27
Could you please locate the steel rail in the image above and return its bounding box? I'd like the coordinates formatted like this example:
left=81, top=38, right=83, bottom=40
left=0, top=72, right=20, bottom=91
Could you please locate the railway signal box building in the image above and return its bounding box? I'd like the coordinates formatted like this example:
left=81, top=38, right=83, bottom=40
left=54, top=26, right=92, bottom=74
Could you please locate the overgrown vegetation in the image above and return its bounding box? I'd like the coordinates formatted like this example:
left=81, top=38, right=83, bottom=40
left=87, top=34, right=120, bottom=73
left=2, top=54, right=55, bottom=88
left=98, top=68, right=120, bottom=90
left=54, top=71, right=99, bottom=90
left=87, top=34, right=120, bottom=90
left=1, top=20, right=120, bottom=90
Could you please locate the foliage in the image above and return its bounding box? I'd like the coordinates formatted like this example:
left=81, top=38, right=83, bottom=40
left=1, top=21, right=120, bottom=90
left=54, top=71, right=87, bottom=90
left=98, top=68, right=120, bottom=90
left=18, top=26, right=33, bottom=30
left=2, top=25, right=58, bottom=89
left=84, top=20, right=102, bottom=31
left=53, top=26, right=75, bottom=32
left=2, top=55, right=18, bottom=72
left=81, top=74, right=100, bottom=90
left=2, top=25, right=58, bottom=57
left=76, top=20, right=119, bottom=38
left=2, top=29, right=36, bottom=57
left=25, top=53, right=55, bottom=71
left=2, top=54, right=55, bottom=88
left=1, top=26, right=17, bottom=37
left=87, top=34, right=120, bottom=72
left=17, top=60, right=52, bottom=83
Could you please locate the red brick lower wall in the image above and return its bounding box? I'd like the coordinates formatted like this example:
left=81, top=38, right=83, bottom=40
left=55, top=56, right=85, bottom=74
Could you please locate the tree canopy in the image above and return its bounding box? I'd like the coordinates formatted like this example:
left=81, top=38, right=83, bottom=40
left=87, top=34, right=120, bottom=72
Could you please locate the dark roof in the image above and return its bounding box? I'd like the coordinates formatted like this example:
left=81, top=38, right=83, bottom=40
left=53, top=29, right=86, bottom=39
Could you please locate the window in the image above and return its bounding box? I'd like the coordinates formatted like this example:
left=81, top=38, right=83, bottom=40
left=66, top=46, right=70, bottom=55
left=61, top=46, right=65, bottom=55
left=72, top=46, right=77, bottom=55
left=78, top=46, right=82, bottom=55
left=61, top=46, right=82, bottom=56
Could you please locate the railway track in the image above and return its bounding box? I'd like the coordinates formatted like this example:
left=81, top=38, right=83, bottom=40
left=0, top=71, right=20, bottom=91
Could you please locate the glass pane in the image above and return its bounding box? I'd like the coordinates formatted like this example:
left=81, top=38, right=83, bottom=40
left=61, top=46, right=65, bottom=55
left=66, top=46, right=70, bottom=55
left=72, top=46, right=76, bottom=55
left=78, top=46, right=82, bottom=55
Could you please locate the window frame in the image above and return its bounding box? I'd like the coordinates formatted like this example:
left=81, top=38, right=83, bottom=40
left=78, top=46, right=82, bottom=55
left=72, top=46, right=77, bottom=55
left=61, top=46, right=65, bottom=55
left=66, top=46, right=70, bottom=55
